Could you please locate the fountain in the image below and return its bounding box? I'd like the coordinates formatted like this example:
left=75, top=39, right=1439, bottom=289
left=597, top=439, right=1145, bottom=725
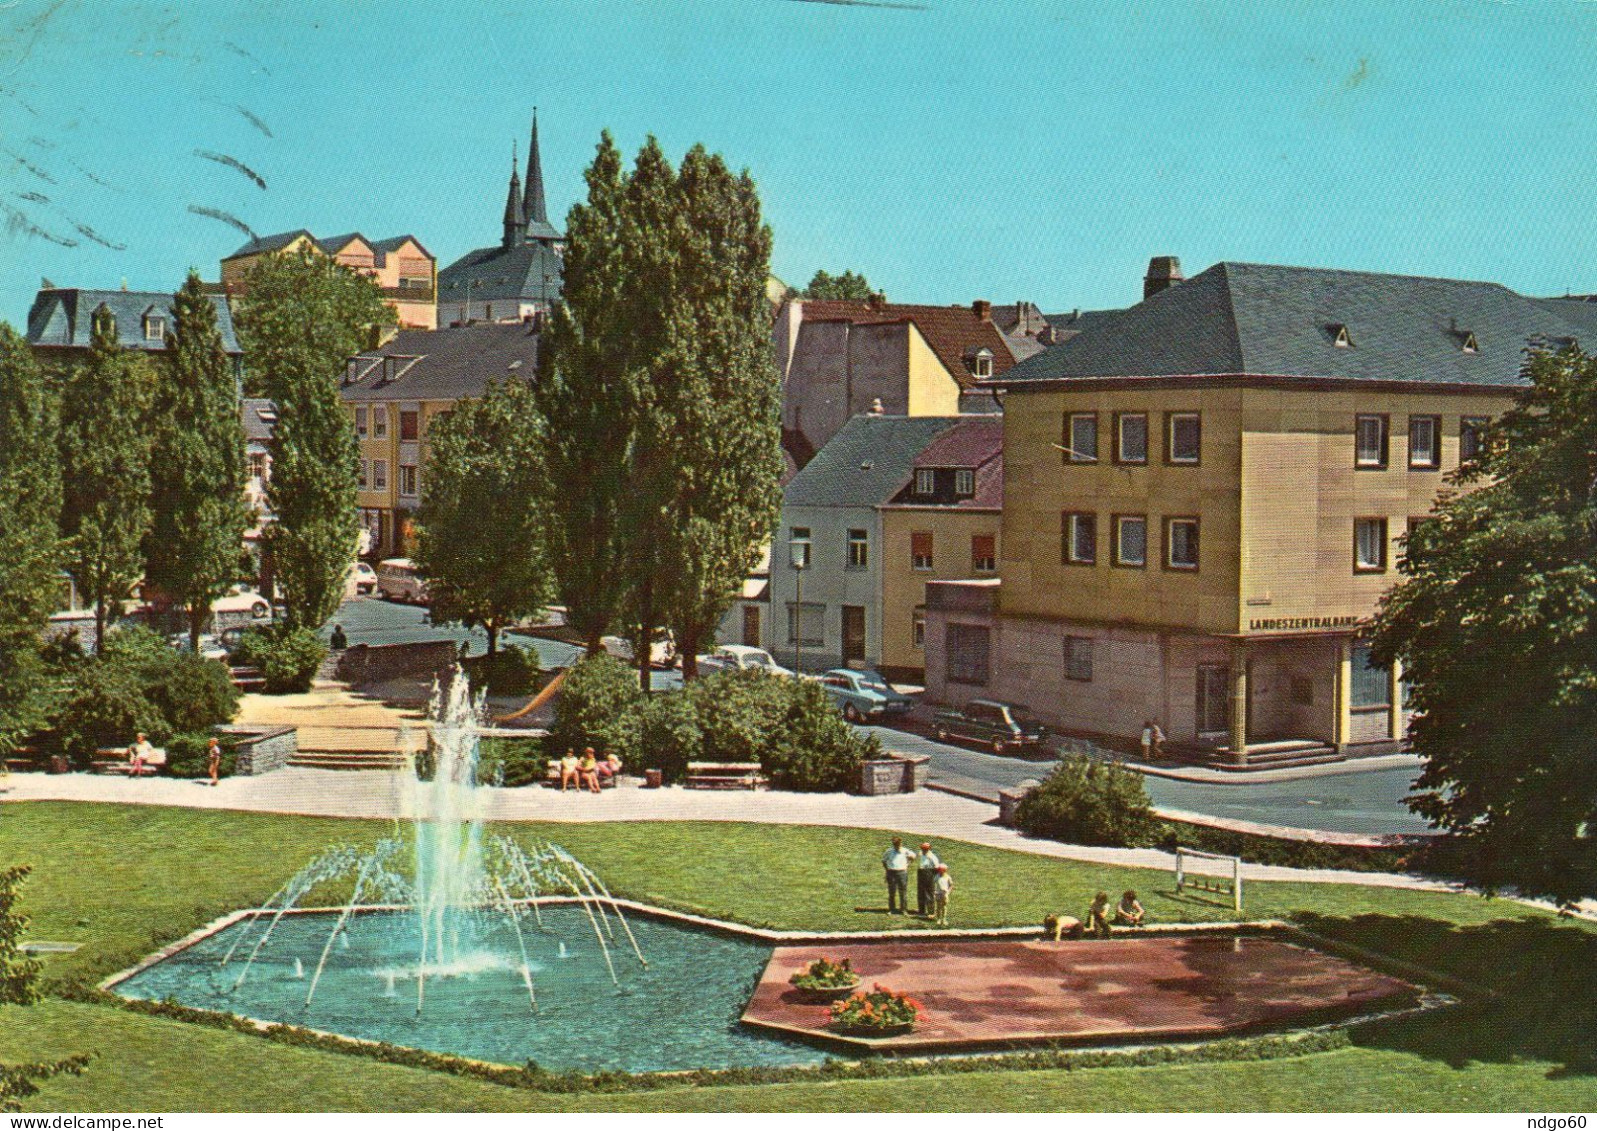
left=215, top=668, right=645, bottom=1016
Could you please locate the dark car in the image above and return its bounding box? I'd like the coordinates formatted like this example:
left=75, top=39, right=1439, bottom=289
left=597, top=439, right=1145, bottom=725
left=932, top=699, right=1048, bottom=754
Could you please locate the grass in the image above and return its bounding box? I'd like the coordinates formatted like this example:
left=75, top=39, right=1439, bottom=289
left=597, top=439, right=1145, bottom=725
left=1, top=800, right=1594, bottom=1112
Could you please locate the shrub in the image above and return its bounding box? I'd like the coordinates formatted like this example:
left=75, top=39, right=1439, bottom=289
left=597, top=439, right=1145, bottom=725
left=462, top=644, right=541, bottom=697
left=764, top=677, right=876, bottom=792
left=685, top=669, right=792, bottom=765
left=626, top=691, right=702, bottom=783
left=236, top=625, right=326, bottom=694
left=1013, top=756, right=1157, bottom=847
left=549, top=652, right=640, bottom=758
left=476, top=735, right=547, bottom=787
left=164, top=732, right=237, bottom=780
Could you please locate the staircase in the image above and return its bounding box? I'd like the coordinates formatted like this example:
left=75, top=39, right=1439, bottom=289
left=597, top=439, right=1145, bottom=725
left=229, top=664, right=266, bottom=692
left=1205, top=739, right=1344, bottom=772
left=287, top=750, right=410, bottom=771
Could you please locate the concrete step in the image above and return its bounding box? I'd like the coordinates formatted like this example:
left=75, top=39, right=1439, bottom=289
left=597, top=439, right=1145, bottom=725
left=288, top=751, right=410, bottom=771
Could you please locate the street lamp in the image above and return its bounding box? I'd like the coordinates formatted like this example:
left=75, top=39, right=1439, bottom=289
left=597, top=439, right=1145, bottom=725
left=790, top=535, right=809, bottom=676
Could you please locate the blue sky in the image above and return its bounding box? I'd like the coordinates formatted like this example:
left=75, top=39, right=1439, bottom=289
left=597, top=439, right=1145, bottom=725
left=3, top=0, right=1597, bottom=325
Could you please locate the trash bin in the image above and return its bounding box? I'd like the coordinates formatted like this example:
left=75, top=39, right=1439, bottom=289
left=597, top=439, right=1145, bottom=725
left=48, top=754, right=70, bottom=775
left=644, top=768, right=663, bottom=789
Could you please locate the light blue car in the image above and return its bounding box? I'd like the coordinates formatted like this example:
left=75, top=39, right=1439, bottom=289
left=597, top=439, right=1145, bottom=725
left=818, top=669, right=916, bottom=723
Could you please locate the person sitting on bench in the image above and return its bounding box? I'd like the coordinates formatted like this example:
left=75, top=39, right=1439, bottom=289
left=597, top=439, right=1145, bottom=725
left=558, top=749, right=580, bottom=792
left=1114, top=889, right=1146, bottom=927
left=597, top=751, right=623, bottom=784
left=128, top=733, right=156, bottom=777
left=580, top=748, right=602, bottom=794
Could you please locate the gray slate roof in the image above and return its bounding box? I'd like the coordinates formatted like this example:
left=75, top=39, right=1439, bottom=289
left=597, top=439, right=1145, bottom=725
left=341, top=322, right=539, bottom=403
left=26, top=288, right=242, bottom=354
left=1006, top=263, right=1596, bottom=389
left=241, top=398, right=278, bottom=443
left=783, top=415, right=961, bottom=508
left=438, top=239, right=564, bottom=306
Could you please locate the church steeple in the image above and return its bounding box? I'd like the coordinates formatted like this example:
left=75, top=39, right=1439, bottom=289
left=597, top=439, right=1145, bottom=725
left=502, top=141, right=524, bottom=250
left=523, top=109, right=548, bottom=230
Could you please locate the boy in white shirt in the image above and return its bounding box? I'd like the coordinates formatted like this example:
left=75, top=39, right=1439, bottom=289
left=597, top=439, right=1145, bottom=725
left=933, top=864, right=953, bottom=926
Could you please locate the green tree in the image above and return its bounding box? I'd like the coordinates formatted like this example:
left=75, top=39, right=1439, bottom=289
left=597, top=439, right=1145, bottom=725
left=236, top=248, right=392, bottom=630
left=0, top=865, right=89, bottom=1112
left=802, top=269, right=874, bottom=301
left=59, top=317, right=155, bottom=646
left=146, top=272, right=251, bottom=650
left=1370, top=343, right=1597, bottom=907
left=537, top=133, right=657, bottom=656
left=0, top=324, right=62, bottom=754
left=414, top=379, right=549, bottom=655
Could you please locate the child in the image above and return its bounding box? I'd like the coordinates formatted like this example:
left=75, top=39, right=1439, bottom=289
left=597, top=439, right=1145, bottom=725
left=933, top=864, right=953, bottom=926
left=206, top=737, right=223, bottom=787
left=1114, top=889, right=1146, bottom=927
left=1086, top=890, right=1112, bottom=938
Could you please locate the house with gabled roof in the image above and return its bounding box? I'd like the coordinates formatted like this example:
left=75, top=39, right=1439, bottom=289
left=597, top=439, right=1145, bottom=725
left=769, top=411, right=1002, bottom=679
left=925, top=259, right=1597, bottom=767
left=26, top=284, right=243, bottom=380
left=222, top=229, right=437, bottom=330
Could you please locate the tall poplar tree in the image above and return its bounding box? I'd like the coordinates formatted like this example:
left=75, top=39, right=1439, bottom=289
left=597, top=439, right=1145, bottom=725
left=236, top=248, right=392, bottom=630
left=414, top=378, right=549, bottom=655
left=146, top=272, right=252, bottom=649
left=0, top=324, right=63, bottom=751
left=59, top=315, right=155, bottom=646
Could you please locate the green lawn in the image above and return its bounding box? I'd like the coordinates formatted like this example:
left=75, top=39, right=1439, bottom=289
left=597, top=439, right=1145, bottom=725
left=1, top=801, right=1594, bottom=1112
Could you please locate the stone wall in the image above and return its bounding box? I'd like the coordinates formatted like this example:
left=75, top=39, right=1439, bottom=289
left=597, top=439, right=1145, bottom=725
left=856, top=752, right=931, bottom=796
left=335, top=640, right=458, bottom=686
left=215, top=724, right=297, bottom=775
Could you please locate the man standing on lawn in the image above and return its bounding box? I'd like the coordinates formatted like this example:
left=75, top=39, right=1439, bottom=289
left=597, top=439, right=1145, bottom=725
left=916, top=841, right=942, bottom=917
left=882, top=837, right=912, bottom=915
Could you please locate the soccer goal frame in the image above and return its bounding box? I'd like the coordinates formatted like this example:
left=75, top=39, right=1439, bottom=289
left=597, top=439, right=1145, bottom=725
left=1174, top=846, right=1243, bottom=914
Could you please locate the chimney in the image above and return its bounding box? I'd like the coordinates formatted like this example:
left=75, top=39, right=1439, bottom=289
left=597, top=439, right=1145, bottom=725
left=869, top=398, right=885, bottom=415
left=1144, top=256, right=1183, bottom=300
left=972, top=299, right=992, bottom=321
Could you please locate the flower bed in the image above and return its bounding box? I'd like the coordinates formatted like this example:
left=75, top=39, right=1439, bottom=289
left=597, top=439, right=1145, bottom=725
left=789, top=957, right=861, bottom=1002
left=827, top=985, right=923, bottom=1037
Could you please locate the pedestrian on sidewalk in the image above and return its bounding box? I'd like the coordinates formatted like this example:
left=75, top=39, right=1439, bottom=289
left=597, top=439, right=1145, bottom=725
left=330, top=624, right=348, bottom=651
left=206, top=737, right=223, bottom=787
left=915, top=841, right=941, bottom=917
left=933, top=864, right=953, bottom=926
left=1140, top=720, right=1166, bottom=762
left=881, top=837, right=912, bottom=914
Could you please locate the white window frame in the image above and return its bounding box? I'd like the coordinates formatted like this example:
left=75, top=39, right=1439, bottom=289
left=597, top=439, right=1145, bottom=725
left=1064, top=512, right=1096, bottom=565
left=915, top=468, right=935, bottom=496
left=1165, top=517, right=1199, bottom=570
left=1115, top=412, right=1148, bottom=464
left=1355, top=517, right=1388, bottom=573
left=1408, top=415, right=1439, bottom=470
left=143, top=316, right=165, bottom=341
left=1355, top=414, right=1388, bottom=468
left=1167, top=412, right=1201, bottom=464
left=846, top=529, right=868, bottom=570
left=399, top=464, right=419, bottom=498
left=955, top=468, right=975, bottom=497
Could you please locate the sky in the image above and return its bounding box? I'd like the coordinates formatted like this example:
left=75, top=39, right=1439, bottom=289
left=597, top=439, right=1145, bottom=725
left=3, top=0, right=1597, bottom=326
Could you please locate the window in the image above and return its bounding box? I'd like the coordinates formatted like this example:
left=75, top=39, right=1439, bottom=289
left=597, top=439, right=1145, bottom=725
left=968, top=348, right=993, bottom=379
left=92, top=306, right=116, bottom=340
left=399, top=464, right=418, bottom=497
left=400, top=409, right=420, bottom=442
left=915, top=468, right=935, bottom=496
left=247, top=453, right=267, bottom=481
left=356, top=406, right=368, bottom=437
left=1065, top=413, right=1098, bottom=463
left=786, top=602, right=824, bottom=647
left=1460, top=416, right=1488, bottom=462
left=357, top=460, right=368, bottom=489
left=911, top=531, right=934, bottom=571
left=1165, top=517, right=1199, bottom=570
left=846, top=529, right=868, bottom=570
left=954, top=468, right=975, bottom=497
left=912, top=607, right=926, bottom=649
left=1354, top=414, right=1388, bottom=468
left=1062, top=512, right=1096, bottom=565
left=1350, top=642, right=1391, bottom=709
left=1114, top=515, right=1147, bottom=567
left=972, top=534, right=996, bottom=572
left=371, top=459, right=388, bottom=490
left=945, top=623, right=990, bottom=686
left=1167, top=412, right=1201, bottom=464
left=1115, top=412, right=1148, bottom=464
left=1332, top=323, right=1354, bottom=348
left=373, top=405, right=389, bottom=439
left=1354, top=517, right=1388, bottom=572
left=143, top=315, right=165, bottom=341
left=1063, top=636, right=1094, bottom=682
left=1408, top=415, right=1440, bottom=469
left=1460, top=332, right=1479, bottom=354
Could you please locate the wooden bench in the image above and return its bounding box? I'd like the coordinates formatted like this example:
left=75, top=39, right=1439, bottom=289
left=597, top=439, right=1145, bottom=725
left=93, top=746, right=167, bottom=776
left=684, top=761, right=769, bottom=791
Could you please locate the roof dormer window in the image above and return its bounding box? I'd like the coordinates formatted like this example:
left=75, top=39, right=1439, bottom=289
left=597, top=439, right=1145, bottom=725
left=91, top=304, right=117, bottom=341
left=1461, top=331, right=1478, bottom=354
left=967, top=347, right=994, bottom=379
left=915, top=468, right=935, bottom=496
left=143, top=314, right=165, bottom=342
left=955, top=468, right=975, bottom=497
left=1331, top=323, right=1353, bottom=349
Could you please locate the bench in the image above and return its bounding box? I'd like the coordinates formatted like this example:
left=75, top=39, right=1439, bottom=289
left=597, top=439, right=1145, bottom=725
left=543, top=763, right=620, bottom=790
left=94, top=746, right=167, bottom=776
left=684, top=761, right=769, bottom=791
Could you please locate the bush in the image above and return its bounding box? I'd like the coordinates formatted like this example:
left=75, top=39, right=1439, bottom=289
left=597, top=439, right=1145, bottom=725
left=48, top=627, right=238, bottom=765
left=235, top=626, right=326, bottom=694
left=164, top=732, right=238, bottom=780
left=626, top=692, right=702, bottom=783
left=1013, top=756, right=1157, bottom=847
left=549, top=652, right=640, bottom=758
left=764, top=677, right=876, bottom=792
left=476, top=735, right=547, bottom=787
left=685, top=669, right=791, bottom=765
left=462, top=644, right=541, bottom=697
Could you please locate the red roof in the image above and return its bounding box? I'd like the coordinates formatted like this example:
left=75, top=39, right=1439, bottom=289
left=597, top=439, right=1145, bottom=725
left=800, top=299, right=1018, bottom=389
left=912, top=416, right=1003, bottom=471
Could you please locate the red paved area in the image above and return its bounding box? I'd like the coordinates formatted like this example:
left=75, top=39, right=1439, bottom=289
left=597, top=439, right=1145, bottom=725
left=742, top=934, right=1418, bottom=1053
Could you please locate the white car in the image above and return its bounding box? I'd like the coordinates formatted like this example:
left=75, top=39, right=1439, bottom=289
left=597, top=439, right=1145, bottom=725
left=695, top=645, right=796, bottom=678
left=376, top=558, right=428, bottom=604
left=350, top=561, right=378, bottom=596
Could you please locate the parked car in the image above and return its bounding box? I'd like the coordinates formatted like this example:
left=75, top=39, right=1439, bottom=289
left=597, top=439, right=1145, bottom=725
left=819, top=668, right=915, bottom=723
left=168, top=632, right=231, bottom=662
left=350, top=561, right=378, bottom=596
left=376, top=558, right=428, bottom=604
left=695, top=644, right=796, bottom=678
left=209, top=591, right=273, bottom=633
left=932, top=699, right=1048, bottom=754
left=601, top=633, right=677, bottom=670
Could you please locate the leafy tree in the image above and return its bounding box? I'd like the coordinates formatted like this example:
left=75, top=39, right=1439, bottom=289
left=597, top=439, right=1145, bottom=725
left=0, top=324, right=63, bottom=754
left=1370, top=344, right=1597, bottom=907
left=236, top=247, right=392, bottom=629
left=802, top=269, right=874, bottom=301
left=414, top=379, right=549, bottom=655
left=59, top=318, right=155, bottom=646
left=0, top=865, right=89, bottom=1112
left=146, top=272, right=252, bottom=649
left=548, top=651, right=640, bottom=758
